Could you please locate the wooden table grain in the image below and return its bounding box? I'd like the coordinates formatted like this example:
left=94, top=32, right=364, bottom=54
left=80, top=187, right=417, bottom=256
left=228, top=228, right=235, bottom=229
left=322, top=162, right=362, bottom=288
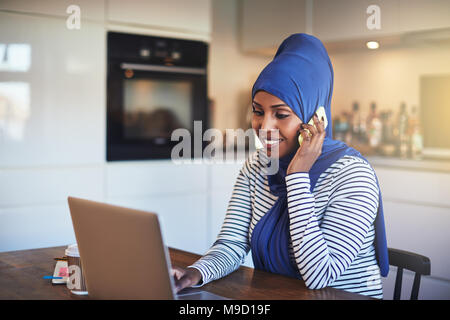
left=0, top=246, right=372, bottom=300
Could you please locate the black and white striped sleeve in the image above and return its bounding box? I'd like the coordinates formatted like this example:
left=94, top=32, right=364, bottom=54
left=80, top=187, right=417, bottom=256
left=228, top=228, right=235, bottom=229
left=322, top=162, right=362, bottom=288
left=188, top=159, right=253, bottom=286
left=285, top=158, right=380, bottom=289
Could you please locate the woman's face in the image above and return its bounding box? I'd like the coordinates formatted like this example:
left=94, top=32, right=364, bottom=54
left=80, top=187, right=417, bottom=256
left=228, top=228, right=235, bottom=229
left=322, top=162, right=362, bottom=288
left=252, top=91, right=303, bottom=158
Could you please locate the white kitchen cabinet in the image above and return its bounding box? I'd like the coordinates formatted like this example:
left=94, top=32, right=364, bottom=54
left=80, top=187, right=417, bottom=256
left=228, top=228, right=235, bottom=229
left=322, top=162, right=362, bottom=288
left=0, top=204, right=77, bottom=252
left=208, top=160, right=245, bottom=243
left=106, top=0, right=211, bottom=36
left=0, top=0, right=105, bottom=21
left=0, top=165, right=104, bottom=252
left=312, top=0, right=450, bottom=43
left=381, top=196, right=450, bottom=299
left=381, top=199, right=450, bottom=280
left=105, top=161, right=209, bottom=254
left=371, top=163, right=450, bottom=298
left=0, top=11, right=105, bottom=167
left=240, top=0, right=307, bottom=54
left=210, top=161, right=244, bottom=190
left=375, top=166, right=450, bottom=208
left=398, top=0, right=450, bottom=34
left=241, top=0, right=450, bottom=51
left=209, top=190, right=232, bottom=245
left=0, top=166, right=104, bottom=208
left=312, top=0, right=401, bottom=42
left=209, top=189, right=254, bottom=268
left=208, top=159, right=254, bottom=267
left=106, top=160, right=208, bottom=198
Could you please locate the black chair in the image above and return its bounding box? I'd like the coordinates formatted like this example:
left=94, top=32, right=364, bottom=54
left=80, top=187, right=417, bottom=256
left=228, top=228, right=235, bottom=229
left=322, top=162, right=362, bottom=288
left=388, top=248, right=431, bottom=300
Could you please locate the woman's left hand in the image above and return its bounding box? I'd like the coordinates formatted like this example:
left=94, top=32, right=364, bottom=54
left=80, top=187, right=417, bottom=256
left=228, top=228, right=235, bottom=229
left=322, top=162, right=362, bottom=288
left=287, top=113, right=326, bottom=175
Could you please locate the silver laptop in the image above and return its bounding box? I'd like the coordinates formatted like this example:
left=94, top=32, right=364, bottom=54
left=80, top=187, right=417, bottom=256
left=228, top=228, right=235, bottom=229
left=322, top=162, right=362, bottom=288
left=67, top=196, right=227, bottom=300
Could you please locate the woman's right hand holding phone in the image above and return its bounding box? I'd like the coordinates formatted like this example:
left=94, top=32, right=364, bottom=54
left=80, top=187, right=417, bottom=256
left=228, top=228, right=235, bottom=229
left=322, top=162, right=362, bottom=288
left=287, top=113, right=326, bottom=175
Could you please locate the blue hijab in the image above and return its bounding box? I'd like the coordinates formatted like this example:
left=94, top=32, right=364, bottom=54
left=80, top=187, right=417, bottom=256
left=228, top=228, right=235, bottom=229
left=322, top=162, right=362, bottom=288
left=250, top=33, right=389, bottom=278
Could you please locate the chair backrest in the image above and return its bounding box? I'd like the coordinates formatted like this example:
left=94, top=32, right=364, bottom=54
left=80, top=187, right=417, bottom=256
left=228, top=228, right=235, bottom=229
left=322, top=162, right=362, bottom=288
left=388, top=248, right=431, bottom=300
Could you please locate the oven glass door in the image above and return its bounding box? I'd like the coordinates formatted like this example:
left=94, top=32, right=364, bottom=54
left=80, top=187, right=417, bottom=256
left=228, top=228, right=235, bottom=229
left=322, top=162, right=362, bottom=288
left=107, top=65, right=208, bottom=161
left=124, top=76, right=193, bottom=141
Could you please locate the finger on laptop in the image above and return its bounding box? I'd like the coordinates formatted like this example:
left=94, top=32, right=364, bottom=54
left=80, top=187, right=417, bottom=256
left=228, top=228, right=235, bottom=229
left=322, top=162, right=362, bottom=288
left=170, top=266, right=186, bottom=280
left=175, top=274, right=192, bottom=293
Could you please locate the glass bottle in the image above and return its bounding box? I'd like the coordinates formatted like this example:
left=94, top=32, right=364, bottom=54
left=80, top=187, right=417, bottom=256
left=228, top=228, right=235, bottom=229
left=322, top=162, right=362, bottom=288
left=397, top=102, right=409, bottom=158
left=366, top=102, right=382, bottom=149
left=350, top=101, right=362, bottom=144
left=408, top=106, right=423, bottom=160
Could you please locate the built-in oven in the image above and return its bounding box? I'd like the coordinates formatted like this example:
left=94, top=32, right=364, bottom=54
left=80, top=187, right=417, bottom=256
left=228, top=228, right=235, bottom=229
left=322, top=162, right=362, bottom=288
left=107, top=32, right=209, bottom=161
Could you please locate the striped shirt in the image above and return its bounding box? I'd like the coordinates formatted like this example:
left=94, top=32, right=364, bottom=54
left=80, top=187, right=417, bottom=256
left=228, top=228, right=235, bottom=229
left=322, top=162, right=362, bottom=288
left=189, top=149, right=383, bottom=299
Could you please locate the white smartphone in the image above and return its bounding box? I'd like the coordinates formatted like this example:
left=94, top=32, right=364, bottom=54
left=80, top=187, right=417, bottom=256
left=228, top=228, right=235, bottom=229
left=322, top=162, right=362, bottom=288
left=298, top=106, right=328, bottom=146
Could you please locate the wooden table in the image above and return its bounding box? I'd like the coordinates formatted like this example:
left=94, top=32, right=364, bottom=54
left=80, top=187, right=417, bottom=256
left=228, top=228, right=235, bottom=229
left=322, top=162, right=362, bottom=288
left=0, top=246, right=371, bottom=300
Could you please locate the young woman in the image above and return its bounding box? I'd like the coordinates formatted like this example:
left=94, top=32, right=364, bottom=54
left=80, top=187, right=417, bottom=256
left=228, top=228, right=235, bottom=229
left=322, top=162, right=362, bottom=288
left=171, top=33, right=389, bottom=299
